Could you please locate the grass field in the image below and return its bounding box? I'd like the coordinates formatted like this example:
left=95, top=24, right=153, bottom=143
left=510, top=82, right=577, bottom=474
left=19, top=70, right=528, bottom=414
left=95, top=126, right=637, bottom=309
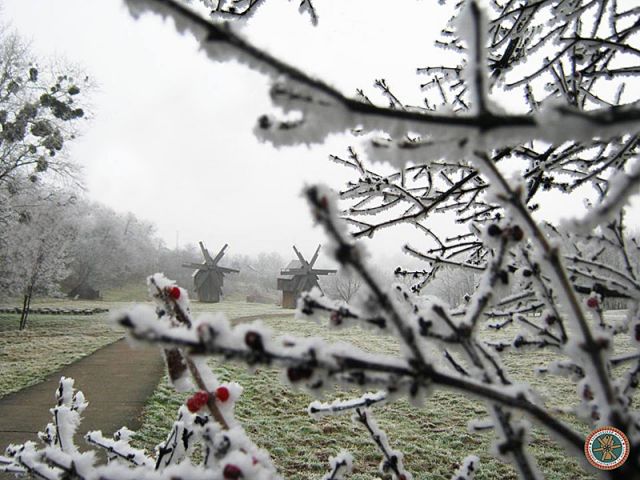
left=0, top=296, right=129, bottom=399
left=2, top=294, right=629, bottom=479
left=130, top=311, right=633, bottom=480
left=0, top=293, right=282, bottom=399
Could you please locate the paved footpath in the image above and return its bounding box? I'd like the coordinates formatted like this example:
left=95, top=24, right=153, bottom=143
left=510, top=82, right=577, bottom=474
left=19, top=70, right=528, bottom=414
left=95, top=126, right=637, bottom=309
left=0, top=338, right=166, bottom=448
left=0, top=311, right=293, bottom=469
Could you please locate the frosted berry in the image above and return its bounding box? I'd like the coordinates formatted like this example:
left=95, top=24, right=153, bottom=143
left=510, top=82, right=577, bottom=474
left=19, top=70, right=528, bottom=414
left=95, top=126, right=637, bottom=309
left=168, top=286, right=181, bottom=300
left=258, top=115, right=271, bottom=129
left=245, top=331, right=263, bottom=350
left=586, top=297, right=599, bottom=309
left=223, top=464, right=242, bottom=479
left=330, top=311, right=342, bottom=326
left=186, top=391, right=209, bottom=413
left=511, top=225, right=524, bottom=241
left=487, top=224, right=501, bottom=237
left=215, top=386, right=230, bottom=402
left=287, top=366, right=313, bottom=382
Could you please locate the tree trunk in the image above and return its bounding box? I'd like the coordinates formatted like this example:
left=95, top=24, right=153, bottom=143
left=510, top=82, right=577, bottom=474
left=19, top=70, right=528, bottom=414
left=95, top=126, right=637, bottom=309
left=19, top=290, right=32, bottom=330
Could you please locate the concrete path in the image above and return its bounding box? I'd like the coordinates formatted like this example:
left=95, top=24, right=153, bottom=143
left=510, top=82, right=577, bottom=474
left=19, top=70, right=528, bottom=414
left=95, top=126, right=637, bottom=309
left=0, top=310, right=293, bottom=472
left=0, top=338, right=165, bottom=448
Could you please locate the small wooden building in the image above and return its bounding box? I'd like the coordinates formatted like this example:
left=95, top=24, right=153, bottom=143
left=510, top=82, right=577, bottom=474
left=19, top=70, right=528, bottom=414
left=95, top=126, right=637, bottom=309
left=277, top=245, right=336, bottom=309
left=183, top=242, right=239, bottom=303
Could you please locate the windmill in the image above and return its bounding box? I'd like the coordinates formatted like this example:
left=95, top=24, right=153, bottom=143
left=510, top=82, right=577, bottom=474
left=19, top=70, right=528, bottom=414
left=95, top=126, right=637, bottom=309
left=277, top=245, right=336, bottom=309
left=182, top=242, right=239, bottom=303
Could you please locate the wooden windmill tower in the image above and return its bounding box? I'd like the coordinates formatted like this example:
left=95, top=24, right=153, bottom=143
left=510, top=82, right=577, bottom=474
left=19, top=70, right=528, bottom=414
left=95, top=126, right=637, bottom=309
left=277, top=245, right=336, bottom=309
left=182, top=242, right=239, bottom=303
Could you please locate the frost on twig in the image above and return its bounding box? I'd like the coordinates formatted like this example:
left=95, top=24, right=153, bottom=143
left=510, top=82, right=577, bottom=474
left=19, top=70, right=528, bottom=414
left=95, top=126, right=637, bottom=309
left=450, top=455, right=480, bottom=480
left=17, top=0, right=640, bottom=478
left=352, top=408, right=412, bottom=480
left=125, top=0, right=640, bottom=157
left=321, top=451, right=353, bottom=480
left=0, top=374, right=278, bottom=479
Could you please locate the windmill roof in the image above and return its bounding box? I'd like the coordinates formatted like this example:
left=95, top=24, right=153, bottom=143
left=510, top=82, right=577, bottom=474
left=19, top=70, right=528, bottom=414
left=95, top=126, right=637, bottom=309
left=278, top=260, right=301, bottom=279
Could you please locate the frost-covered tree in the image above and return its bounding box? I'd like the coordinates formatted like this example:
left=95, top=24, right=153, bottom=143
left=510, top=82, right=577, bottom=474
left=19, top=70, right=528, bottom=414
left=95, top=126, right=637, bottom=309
left=322, top=268, right=362, bottom=303
left=224, top=251, right=285, bottom=303
left=3, top=0, right=640, bottom=479
left=64, top=202, right=159, bottom=298
left=0, top=23, right=89, bottom=312
left=0, top=29, right=88, bottom=188
left=0, top=188, right=74, bottom=329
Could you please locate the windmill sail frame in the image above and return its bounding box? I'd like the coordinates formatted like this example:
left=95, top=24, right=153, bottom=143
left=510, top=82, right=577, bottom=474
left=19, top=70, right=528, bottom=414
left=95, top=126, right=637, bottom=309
left=277, top=245, right=336, bottom=309
left=182, top=242, right=239, bottom=303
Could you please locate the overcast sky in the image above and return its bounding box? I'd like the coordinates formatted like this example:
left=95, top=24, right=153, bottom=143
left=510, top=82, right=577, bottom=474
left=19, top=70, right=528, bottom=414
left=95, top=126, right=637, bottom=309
left=3, top=1, right=638, bottom=265
left=2, top=0, right=456, bottom=263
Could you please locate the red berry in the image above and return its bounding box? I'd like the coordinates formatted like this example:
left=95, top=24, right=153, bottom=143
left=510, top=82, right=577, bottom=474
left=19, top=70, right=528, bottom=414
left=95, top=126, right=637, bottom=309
left=168, top=286, right=181, bottom=300
left=186, top=391, right=209, bottom=413
left=586, top=297, right=598, bottom=309
left=223, top=464, right=242, bottom=479
left=215, top=386, right=230, bottom=402
left=511, top=225, right=524, bottom=242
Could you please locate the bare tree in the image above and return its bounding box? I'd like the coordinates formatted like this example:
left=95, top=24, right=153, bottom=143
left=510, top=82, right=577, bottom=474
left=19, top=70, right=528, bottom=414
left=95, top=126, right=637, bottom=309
left=3, top=1, right=640, bottom=479
left=322, top=268, right=362, bottom=303
left=419, top=266, right=476, bottom=309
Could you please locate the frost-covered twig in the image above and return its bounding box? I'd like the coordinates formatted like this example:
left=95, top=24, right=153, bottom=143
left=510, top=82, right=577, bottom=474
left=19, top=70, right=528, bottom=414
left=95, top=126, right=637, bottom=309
left=85, top=429, right=153, bottom=467
left=2, top=375, right=279, bottom=479
left=321, top=451, right=353, bottom=480
left=353, top=408, right=412, bottom=480
left=125, top=0, right=640, bottom=149
left=308, top=392, right=387, bottom=417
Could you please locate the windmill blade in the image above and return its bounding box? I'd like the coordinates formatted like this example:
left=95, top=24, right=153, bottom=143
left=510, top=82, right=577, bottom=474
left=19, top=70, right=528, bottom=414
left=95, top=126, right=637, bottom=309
left=182, top=262, right=207, bottom=270
left=309, top=244, right=321, bottom=267
left=292, top=245, right=308, bottom=267
left=212, top=243, right=229, bottom=265
left=200, top=241, right=215, bottom=264
left=281, top=268, right=306, bottom=276
left=311, top=268, right=337, bottom=275
left=218, top=266, right=240, bottom=274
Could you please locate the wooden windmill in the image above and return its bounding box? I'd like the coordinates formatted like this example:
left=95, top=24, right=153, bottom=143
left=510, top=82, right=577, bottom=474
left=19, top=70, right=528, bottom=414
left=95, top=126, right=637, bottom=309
left=182, top=242, right=239, bottom=303
left=277, top=245, right=336, bottom=309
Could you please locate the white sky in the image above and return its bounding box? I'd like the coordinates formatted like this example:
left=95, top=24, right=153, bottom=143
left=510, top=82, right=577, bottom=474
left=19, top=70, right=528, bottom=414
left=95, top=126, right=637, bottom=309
left=3, top=0, right=453, bottom=263
left=3, top=0, right=638, bottom=264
